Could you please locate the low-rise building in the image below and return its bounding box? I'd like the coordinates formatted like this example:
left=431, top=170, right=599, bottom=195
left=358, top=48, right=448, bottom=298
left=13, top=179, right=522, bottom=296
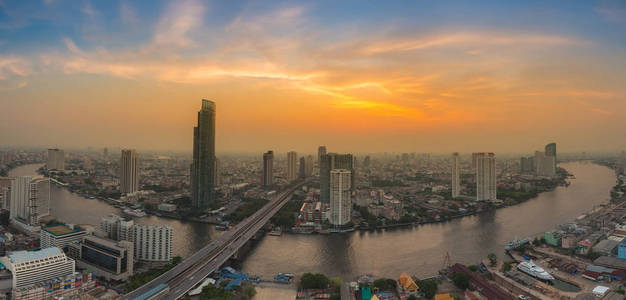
left=69, top=235, right=134, bottom=281
left=0, top=247, right=75, bottom=290
left=544, top=231, right=562, bottom=247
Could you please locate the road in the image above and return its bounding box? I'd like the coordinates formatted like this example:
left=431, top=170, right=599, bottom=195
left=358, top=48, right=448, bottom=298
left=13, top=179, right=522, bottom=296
left=123, top=180, right=309, bottom=300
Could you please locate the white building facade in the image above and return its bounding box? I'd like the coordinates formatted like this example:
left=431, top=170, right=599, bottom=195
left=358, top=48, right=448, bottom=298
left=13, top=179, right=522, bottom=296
left=132, top=224, right=172, bottom=262
left=329, top=169, right=352, bottom=226
left=476, top=153, right=497, bottom=201
left=10, top=176, right=50, bottom=229
left=0, top=247, right=75, bottom=289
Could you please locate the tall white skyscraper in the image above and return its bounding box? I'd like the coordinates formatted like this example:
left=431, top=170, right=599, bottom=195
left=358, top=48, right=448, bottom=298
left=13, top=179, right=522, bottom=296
left=10, top=176, right=50, bottom=227
left=47, top=148, right=65, bottom=170
left=476, top=153, right=496, bottom=201
left=451, top=152, right=461, bottom=198
left=329, top=169, right=352, bottom=226
left=132, top=224, right=172, bottom=262
left=287, top=151, right=298, bottom=182
left=119, top=149, right=139, bottom=195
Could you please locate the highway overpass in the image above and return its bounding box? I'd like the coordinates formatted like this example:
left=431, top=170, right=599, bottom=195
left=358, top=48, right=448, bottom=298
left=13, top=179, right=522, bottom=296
left=123, top=179, right=309, bottom=300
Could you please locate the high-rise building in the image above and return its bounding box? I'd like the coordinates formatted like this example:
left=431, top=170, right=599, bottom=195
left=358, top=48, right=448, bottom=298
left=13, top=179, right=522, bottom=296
left=471, top=152, right=479, bottom=172
left=299, top=157, right=306, bottom=179
left=451, top=153, right=460, bottom=198
left=47, top=148, right=65, bottom=170
left=535, top=149, right=556, bottom=177
left=317, top=146, right=327, bottom=164
left=305, top=155, right=313, bottom=177
left=191, top=99, right=217, bottom=208
left=10, top=176, right=50, bottom=229
left=329, top=169, right=352, bottom=226
left=0, top=247, right=75, bottom=290
left=545, top=142, right=557, bottom=170
left=320, top=153, right=354, bottom=203
left=0, top=177, right=11, bottom=210
left=132, top=224, right=172, bottom=262
left=476, top=153, right=496, bottom=201
left=263, top=151, right=274, bottom=186
left=287, top=151, right=298, bottom=182
left=103, top=147, right=108, bottom=158
left=100, top=214, right=134, bottom=242
left=119, top=149, right=139, bottom=195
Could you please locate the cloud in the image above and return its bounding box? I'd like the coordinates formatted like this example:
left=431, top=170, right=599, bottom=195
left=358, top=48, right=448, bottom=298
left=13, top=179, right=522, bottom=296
left=81, top=2, right=97, bottom=18
left=0, top=57, right=31, bottom=80
left=151, top=0, right=206, bottom=49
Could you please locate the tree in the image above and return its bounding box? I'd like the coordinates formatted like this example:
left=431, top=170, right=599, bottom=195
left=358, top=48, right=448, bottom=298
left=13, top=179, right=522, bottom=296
left=372, top=278, right=396, bottom=291
left=451, top=272, right=470, bottom=290
left=487, top=253, right=497, bottom=266
left=416, top=279, right=438, bottom=299
left=407, top=296, right=418, bottom=300
left=172, top=256, right=182, bottom=265
left=300, top=273, right=329, bottom=289
left=468, top=265, right=478, bottom=272
left=241, top=285, right=256, bottom=300
left=501, top=262, right=512, bottom=272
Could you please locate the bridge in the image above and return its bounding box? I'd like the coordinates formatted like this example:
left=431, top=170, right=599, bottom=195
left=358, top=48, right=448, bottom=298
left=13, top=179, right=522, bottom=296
left=123, top=179, right=310, bottom=300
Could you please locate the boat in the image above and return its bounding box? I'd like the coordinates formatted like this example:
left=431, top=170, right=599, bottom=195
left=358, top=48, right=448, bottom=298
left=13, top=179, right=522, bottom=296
left=123, top=208, right=146, bottom=217
left=517, top=261, right=555, bottom=281
left=268, top=227, right=282, bottom=236
left=291, top=226, right=315, bottom=234
left=505, top=237, right=532, bottom=250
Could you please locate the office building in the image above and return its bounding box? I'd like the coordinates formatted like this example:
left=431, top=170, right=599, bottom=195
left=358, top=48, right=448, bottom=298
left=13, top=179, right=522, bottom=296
left=476, top=153, right=496, bottom=201
left=40, top=223, right=88, bottom=251
left=46, top=148, right=65, bottom=171
left=100, top=214, right=134, bottom=242
left=0, top=247, right=75, bottom=290
left=329, top=169, right=352, bottom=226
left=320, top=153, right=354, bottom=203
left=119, top=149, right=139, bottom=195
left=132, top=224, right=172, bottom=262
left=305, top=155, right=313, bottom=176
left=70, top=235, right=134, bottom=281
left=317, top=146, right=326, bottom=164
left=287, top=151, right=298, bottom=182
left=10, top=176, right=50, bottom=231
left=191, top=99, right=217, bottom=208
left=263, top=151, right=274, bottom=186
left=451, top=153, right=460, bottom=198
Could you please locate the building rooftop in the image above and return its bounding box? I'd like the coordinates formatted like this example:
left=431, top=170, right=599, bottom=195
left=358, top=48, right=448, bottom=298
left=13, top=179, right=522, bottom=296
left=42, top=223, right=83, bottom=236
left=8, top=247, right=63, bottom=264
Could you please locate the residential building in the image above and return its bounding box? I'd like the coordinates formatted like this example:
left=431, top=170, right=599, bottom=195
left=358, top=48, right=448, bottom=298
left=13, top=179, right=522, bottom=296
left=287, top=151, right=298, bottom=182
left=545, top=142, right=557, bottom=170
left=40, top=223, right=88, bottom=251
left=329, top=169, right=351, bottom=226
left=10, top=176, right=50, bottom=231
left=535, top=150, right=556, bottom=177
left=119, top=149, right=139, bottom=195
left=0, top=247, right=75, bottom=289
left=451, top=152, right=460, bottom=198
left=520, top=156, right=534, bottom=173
left=47, top=148, right=65, bottom=170
left=475, top=153, right=496, bottom=201
left=0, top=177, right=11, bottom=210
left=263, top=151, right=274, bottom=186
left=132, top=224, right=172, bottom=262
left=320, top=153, right=354, bottom=203
left=100, top=214, right=134, bottom=242
left=71, top=235, right=134, bottom=280
left=191, top=99, right=217, bottom=208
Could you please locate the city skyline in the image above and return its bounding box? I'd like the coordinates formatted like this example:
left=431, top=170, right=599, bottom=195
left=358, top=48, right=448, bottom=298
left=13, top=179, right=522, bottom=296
left=1, top=1, right=625, bottom=153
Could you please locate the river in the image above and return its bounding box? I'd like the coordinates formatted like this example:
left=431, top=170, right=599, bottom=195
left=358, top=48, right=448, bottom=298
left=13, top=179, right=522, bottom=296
left=9, top=161, right=615, bottom=280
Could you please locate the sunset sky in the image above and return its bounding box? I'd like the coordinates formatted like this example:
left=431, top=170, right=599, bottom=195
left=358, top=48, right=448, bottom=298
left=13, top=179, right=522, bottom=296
left=1, top=0, right=625, bottom=154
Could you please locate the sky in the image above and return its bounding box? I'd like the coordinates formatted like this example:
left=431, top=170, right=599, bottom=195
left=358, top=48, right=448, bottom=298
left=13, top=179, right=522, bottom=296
left=1, top=0, right=625, bottom=154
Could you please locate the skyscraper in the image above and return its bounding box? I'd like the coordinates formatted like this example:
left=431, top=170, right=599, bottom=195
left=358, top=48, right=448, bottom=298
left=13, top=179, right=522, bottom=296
left=520, top=156, right=534, bottom=173
left=329, top=169, right=351, bottom=226
left=535, top=149, right=556, bottom=177
left=320, top=153, right=354, bottom=203
left=305, top=155, right=313, bottom=177
left=119, top=149, right=139, bottom=195
left=451, top=152, right=460, bottom=198
left=471, top=152, right=479, bottom=172
left=263, top=151, right=274, bottom=186
left=476, top=153, right=496, bottom=201
left=10, top=176, right=50, bottom=228
left=191, top=99, right=216, bottom=208
left=47, top=148, right=65, bottom=170
left=317, top=146, right=327, bottom=164
left=545, top=142, right=557, bottom=173
left=299, top=157, right=306, bottom=179
left=287, top=151, right=298, bottom=182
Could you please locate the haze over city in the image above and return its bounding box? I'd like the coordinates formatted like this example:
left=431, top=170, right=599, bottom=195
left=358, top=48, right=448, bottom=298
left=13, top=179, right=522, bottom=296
left=1, top=0, right=625, bottom=153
